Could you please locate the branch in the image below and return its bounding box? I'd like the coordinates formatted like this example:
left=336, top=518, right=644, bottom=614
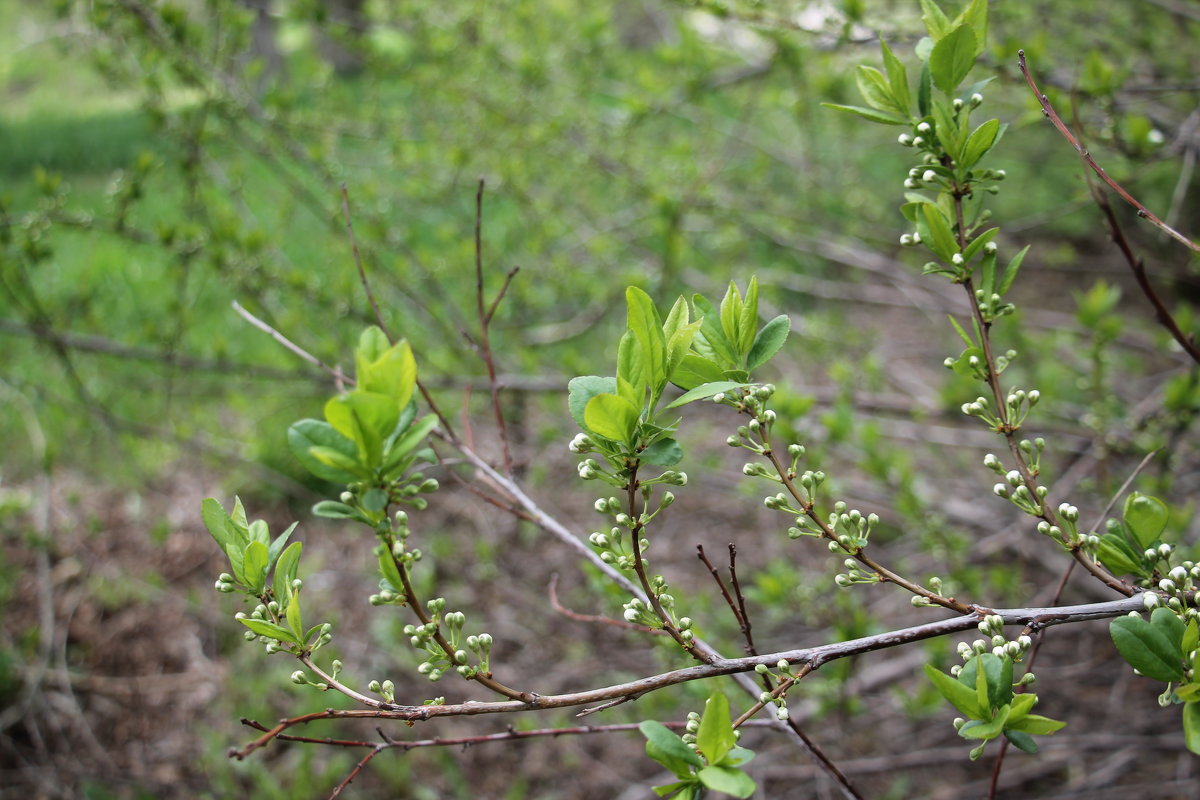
left=232, top=595, right=1145, bottom=757
left=1016, top=50, right=1200, bottom=254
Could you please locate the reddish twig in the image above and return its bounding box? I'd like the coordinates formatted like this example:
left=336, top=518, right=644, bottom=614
left=472, top=178, right=519, bottom=475
left=340, top=184, right=393, bottom=343
left=547, top=573, right=664, bottom=634
left=1016, top=50, right=1199, bottom=254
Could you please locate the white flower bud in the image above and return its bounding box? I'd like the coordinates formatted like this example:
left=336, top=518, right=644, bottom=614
left=899, top=133, right=914, bottom=146
left=923, top=170, right=938, bottom=183
left=917, top=122, right=932, bottom=133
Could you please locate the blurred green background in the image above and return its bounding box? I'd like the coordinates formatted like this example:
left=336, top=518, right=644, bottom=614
left=1, top=1, right=1197, bottom=797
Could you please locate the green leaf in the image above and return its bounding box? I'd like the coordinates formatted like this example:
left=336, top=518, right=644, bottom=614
left=618, top=330, right=646, bottom=394
left=821, top=102, right=908, bottom=125
left=361, top=488, right=389, bottom=513
left=736, top=277, right=759, bottom=356
left=641, top=438, right=683, bottom=466
left=1184, top=702, right=1200, bottom=755
left=666, top=381, right=747, bottom=409
left=627, top=286, right=666, bottom=391
left=921, top=204, right=959, bottom=262
left=696, top=692, right=736, bottom=765
left=1124, top=492, right=1169, bottom=548
left=1005, top=714, right=1066, bottom=736
left=238, top=618, right=300, bottom=644
left=312, top=500, right=362, bottom=519
left=957, top=653, right=1011, bottom=709
left=696, top=765, right=756, bottom=798
left=918, top=61, right=932, bottom=116
left=959, top=118, right=1000, bottom=171
left=962, top=227, right=1000, bottom=266
left=692, top=294, right=738, bottom=366
left=308, top=445, right=369, bottom=478
left=1096, top=532, right=1147, bottom=577
left=243, top=540, right=269, bottom=594
left=381, top=414, right=439, bottom=479
left=718, top=746, right=755, bottom=768
left=670, top=354, right=727, bottom=391
left=201, top=498, right=238, bottom=553
left=920, top=0, right=952, bottom=40
left=953, top=0, right=988, bottom=55
left=1151, top=607, right=1186, bottom=654
left=1004, top=729, right=1038, bottom=754
left=324, top=391, right=399, bottom=468
left=286, top=587, right=304, bottom=640
left=288, top=419, right=362, bottom=484
left=747, top=315, right=790, bottom=371
left=640, top=720, right=703, bottom=778
left=959, top=704, right=1010, bottom=740
left=378, top=545, right=405, bottom=594
left=248, top=519, right=270, bottom=546
left=924, top=664, right=985, bottom=719
left=1183, top=620, right=1198, bottom=656
left=997, top=245, right=1030, bottom=295
left=356, top=334, right=416, bottom=412
left=1110, top=614, right=1185, bottom=682
left=856, top=65, right=900, bottom=114
left=273, top=541, right=302, bottom=604
left=880, top=39, right=911, bottom=118
left=930, top=25, right=978, bottom=93
left=267, top=522, right=298, bottom=571
left=585, top=392, right=640, bottom=444
left=1006, top=692, right=1038, bottom=723
left=568, top=376, right=617, bottom=431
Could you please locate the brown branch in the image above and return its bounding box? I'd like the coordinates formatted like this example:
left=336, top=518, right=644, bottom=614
left=1016, top=50, right=1200, bottom=254
left=340, top=184, right=392, bottom=343
left=230, top=595, right=1145, bottom=759
left=547, top=574, right=663, bottom=634
left=1088, top=185, right=1200, bottom=364
left=472, top=178, right=516, bottom=474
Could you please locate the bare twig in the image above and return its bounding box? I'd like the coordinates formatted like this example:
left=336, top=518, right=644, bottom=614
left=1016, top=50, right=1199, bottom=254
left=232, top=595, right=1145, bottom=759
left=340, top=184, right=392, bottom=343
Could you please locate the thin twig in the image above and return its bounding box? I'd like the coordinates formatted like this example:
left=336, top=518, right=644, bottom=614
left=1016, top=50, right=1199, bottom=253
left=727, top=544, right=757, bottom=656
left=231, top=301, right=349, bottom=383
left=473, top=179, right=517, bottom=474
left=547, top=574, right=663, bottom=634
left=340, top=184, right=393, bottom=343
left=231, top=595, right=1146, bottom=759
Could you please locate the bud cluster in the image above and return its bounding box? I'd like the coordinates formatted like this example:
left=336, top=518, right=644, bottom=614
left=400, top=599, right=490, bottom=681
left=950, top=616, right=1035, bottom=670
left=825, top=502, right=878, bottom=556
left=1142, top=559, right=1200, bottom=618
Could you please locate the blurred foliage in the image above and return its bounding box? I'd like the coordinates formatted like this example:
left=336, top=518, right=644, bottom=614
left=0, top=0, right=1198, bottom=797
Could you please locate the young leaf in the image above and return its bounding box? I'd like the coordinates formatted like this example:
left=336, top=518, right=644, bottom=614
left=381, top=414, right=439, bottom=479
left=918, top=61, right=932, bottom=117
left=378, top=545, right=405, bottom=594
left=959, top=704, right=1010, bottom=740
left=285, top=587, right=304, bottom=641
left=946, top=315, right=976, bottom=348
left=953, top=0, right=989, bottom=56
left=201, top=498, right=236, bottom=553
left=747, top=314, right=790, bottom=371
left=1096, top=532, right=1147, bottom=577
left=1004, top=714, right=1066, bottom=736
left=568, top=376, right=617, bottom=431
left=919, top=0, right=952, bottom=40
left=696, top=692, right=736, bottom=765
left=1124, top=492, right=1168, bottom=549
left=696, top=765, right=756, bottom=798
left=640, top=438, right=684, bottom=467
left=1110, top=615, right=1185, bottom=683
left=666, top=381, right=747, bottom=409
left=308, top=445, right=369, bottom=478
left=736, top=277, right=759, bottom=356
left=267, top=522, right=298, bottom=571
left=243, top=540, right=269, bottom=594
left=929, top=25, right=978, bottom=93
left=921, top=204, right=960, bottom=262
left=996, top=245, right=1030, bottom=295
left=856, top=66, right=901, bottom=115
left=312, top=500, right=362, bottom=519
left=924, top=664, right=985, bottom=719
left=288, top=419, right=362, bottom=484
left=880, top=39, right=911, bottom=117
left=959, top=118, right=1000, bottom=171
left=273, top=541, right=303, bottom=603
left=1151, top=607, right=1186, bottom=654
left=821, top=102, right=909, bottom=126
left=585, top=393, right=640, bottom=444
left=627, top=287, right=666, bottom=391
left=1004, top=729, right=1039, bottom=754
left=640, top=720, right=703, bottom=778
left=1184, top=702, right=1200, bottom=755
left=239, top=618, right=300, bottom=644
